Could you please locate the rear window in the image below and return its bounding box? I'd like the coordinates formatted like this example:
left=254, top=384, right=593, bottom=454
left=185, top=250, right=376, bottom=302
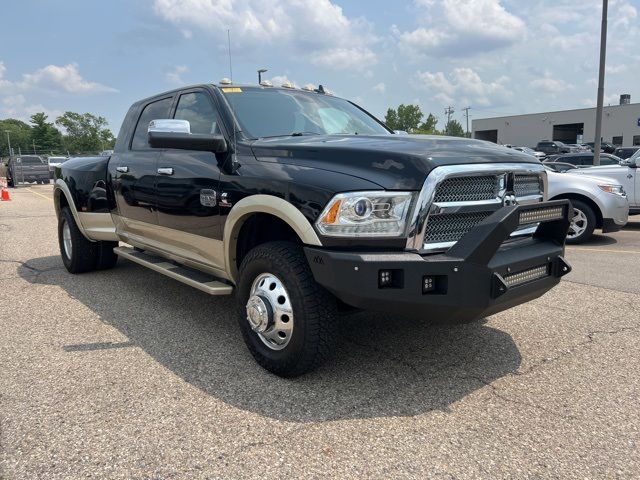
left=19, top=156, right=43, bottom=165
left=538, top=142, right=554, bottom=147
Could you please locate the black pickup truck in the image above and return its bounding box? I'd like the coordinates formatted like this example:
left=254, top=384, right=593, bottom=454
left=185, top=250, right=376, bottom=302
left=54, top=82, right=571, bottom=376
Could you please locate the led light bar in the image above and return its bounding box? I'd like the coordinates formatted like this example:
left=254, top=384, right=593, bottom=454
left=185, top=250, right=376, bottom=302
left=503, top=264, right=549, bottom=288
left=519, top=206, right=564, bottom=225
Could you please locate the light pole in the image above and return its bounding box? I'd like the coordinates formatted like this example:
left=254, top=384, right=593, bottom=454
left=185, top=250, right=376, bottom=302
left=4, top=130, right=12, bottom=158
left=593, top=0, right=608, bottom=166
left=257, top=68, right=268, bottom=84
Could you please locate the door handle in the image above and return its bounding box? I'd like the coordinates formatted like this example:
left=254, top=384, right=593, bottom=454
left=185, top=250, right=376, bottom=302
left=157, top=167, right=174, bottom=175
left=116, top=166, right=129, bottom=173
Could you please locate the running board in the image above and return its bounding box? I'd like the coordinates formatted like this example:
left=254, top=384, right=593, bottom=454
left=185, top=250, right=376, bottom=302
left=114, top=246, right=233, bottom=296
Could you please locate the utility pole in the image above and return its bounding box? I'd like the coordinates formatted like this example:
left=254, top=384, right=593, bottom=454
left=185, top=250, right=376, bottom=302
left=593, top=0, right=608, bottom=166
left=257, top=68, right=268, bottom=84
left=444, top=106, right=454, bottom=134
left=462, top=106, right=471, bottom=137
left=4, top=130, right=11, bottom=158
left=33, top=140, right=37, bottom=154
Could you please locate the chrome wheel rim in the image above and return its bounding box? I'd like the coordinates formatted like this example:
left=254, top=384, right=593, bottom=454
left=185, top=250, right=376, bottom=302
left=62, top=220, right=73, bottom=259
left=567, top=208, right=588, bottom=239
left=247, top=273, right=293, bottom=351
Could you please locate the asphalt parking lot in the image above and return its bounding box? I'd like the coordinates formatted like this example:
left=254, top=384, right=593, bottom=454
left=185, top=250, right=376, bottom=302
left=1, top=184, right=639, bottom=479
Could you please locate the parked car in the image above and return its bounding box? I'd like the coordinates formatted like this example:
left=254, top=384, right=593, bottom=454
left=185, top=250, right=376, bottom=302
left=536, top=140, right=571, bottom=154
left=52, top=82, right=572, bottom=376
left=586, top=142, right=616, bottom=153
left=567, top=149, right=640, bottom=215
left=506, top=145, right=546, bottom=160
left=6, top=155, right=50, bottom=186
left=545, top=167, right=628, bottom=243
left=47, top=156, right=69, bottom=178
left=613, top=146, right=640, bottom=160
left=544, top=162, right=578, bottom=173
left=565, top=143, right=590, bottom=152
left=545, top=152, right=622, bottom=167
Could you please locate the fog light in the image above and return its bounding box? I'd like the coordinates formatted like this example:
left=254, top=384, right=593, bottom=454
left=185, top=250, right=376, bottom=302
left=422, top=276, right=435, bottom=293
left=379, top=270, right=392, bottom=287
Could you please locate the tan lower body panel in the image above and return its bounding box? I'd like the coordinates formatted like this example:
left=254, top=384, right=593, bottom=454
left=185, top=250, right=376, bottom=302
left=77, top=212, right=118, bottom=241
left=115, top=216, right=229, bottom=281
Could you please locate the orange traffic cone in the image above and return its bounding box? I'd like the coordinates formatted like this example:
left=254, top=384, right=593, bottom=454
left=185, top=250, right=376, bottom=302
left=1, top=186, right=11, bottom=201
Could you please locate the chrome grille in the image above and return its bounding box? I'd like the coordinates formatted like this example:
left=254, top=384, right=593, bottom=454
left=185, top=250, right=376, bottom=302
left=423, top=211, right=493, bottom=244
left=514, top=174, right=542, bottom=197
left=433, top=175, right=498, bottom=203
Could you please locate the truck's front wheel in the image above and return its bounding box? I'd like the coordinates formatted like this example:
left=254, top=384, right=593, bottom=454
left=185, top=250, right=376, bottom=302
left=236, top=241, right=337, bottom=377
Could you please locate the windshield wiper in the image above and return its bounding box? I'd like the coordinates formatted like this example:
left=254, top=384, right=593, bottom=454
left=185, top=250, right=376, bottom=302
left=259, top=132, right=322, bottom=139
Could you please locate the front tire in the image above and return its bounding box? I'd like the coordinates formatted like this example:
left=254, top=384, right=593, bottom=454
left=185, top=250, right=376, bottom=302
left=566, top=199, right=596, bottom=244
left=236, top=241, right=337, bottom=377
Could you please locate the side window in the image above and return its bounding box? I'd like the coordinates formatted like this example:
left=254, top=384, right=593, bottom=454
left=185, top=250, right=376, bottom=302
left=131, top=97, right=173, bottom=150
left=174, top=92, right=220, bottom=135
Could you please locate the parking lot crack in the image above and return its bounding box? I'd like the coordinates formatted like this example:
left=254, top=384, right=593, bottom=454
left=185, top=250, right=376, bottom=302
left=517, top=324, right=640, bottom=378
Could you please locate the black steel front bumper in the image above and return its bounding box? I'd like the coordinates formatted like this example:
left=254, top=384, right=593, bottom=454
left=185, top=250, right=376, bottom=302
left=305, top=200, right=572, bottom=321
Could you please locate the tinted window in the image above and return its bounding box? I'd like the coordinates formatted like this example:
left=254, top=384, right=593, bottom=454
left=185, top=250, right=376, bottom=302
left=600, top=156, right=619, bottom=166
left=561, top=156, right=580, bottom=165
left=538, top=142, right=554, bottom=147
left=131, top=97, right=173, bottom=150
left=20, top=156, right=43, bottom=165
left=174, top=92, right=220, bottom=135
left=222, top=88, right=389, bottom=138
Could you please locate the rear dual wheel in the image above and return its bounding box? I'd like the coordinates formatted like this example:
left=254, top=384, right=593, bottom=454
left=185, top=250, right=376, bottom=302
left=58, top=207, right=118, bottom=273
left=236, top=241, right=337, bottom=377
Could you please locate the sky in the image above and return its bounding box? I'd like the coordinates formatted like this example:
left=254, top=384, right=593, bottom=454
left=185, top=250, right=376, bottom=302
left=0, top=0, right=638, bottom=136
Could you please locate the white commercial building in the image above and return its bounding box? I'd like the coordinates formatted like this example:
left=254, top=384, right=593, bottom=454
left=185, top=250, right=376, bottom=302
left=472, top=96, right=640, bottom=148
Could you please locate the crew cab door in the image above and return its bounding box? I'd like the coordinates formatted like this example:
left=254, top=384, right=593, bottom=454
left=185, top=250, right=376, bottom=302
left=113, top=96, right=173, bottom=239
left=154, top=89, right=226, bottom=272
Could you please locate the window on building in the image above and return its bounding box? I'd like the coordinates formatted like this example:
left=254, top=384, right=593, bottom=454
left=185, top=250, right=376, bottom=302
left=612, top=136, right=623, bottom=146
left=633, top=135, right=640, bottom=146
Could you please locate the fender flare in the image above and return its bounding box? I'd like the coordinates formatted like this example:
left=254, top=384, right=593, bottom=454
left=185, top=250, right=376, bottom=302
left=53, top=179, right=117, bottom=242
left=223, top=194, right=322, bottom=281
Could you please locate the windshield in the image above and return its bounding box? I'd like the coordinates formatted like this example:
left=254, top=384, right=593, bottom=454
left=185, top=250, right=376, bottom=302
left=222, top=87, right=390, bottom=139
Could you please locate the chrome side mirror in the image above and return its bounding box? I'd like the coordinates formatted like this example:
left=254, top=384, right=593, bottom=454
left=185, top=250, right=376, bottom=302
left=148, top=119, right=191, bottom=134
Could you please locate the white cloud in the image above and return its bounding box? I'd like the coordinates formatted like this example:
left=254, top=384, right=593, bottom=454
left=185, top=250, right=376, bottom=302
left=397, top=0, right=526, bottom=57
left=269, top=75, right=296, bottom=87
left=165, top=65, right=189, bottom=84
left=21, top=64, right=117, bottom=93
left=372, top=82, right=386, bottom=93
left=0, top=94, right=63, bottom=123
left=152, top=0, right=377, bottom=70
left=529, top=73, right=572, bottom=94
left=310, top=47, right=377, bottom=72
left=413, top=68, right=511, bottom=107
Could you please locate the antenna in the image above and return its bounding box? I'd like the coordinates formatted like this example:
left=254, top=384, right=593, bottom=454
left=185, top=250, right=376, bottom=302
left=227, top=29, right=233, bottom=82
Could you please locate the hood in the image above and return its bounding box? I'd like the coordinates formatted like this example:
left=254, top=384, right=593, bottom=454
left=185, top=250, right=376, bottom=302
left=250, top=134, right=540, bottom=190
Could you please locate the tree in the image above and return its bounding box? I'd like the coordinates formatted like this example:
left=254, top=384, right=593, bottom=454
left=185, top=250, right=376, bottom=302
left=415, top=113, right=440, bottom=135
left=384, top=104, right=424, bottom=133
left=30, top=113, right=62, bottom=154
left=56, top=112, right=115, bottom=154
left=444, top=119, right=465, bottom=137
left=0, top=119, right=32, bottom=157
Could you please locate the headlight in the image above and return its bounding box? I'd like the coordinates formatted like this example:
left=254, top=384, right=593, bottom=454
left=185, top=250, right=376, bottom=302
left=316, top=191, right=415, bottom=237
left=598, top=184, right=626, bottom=196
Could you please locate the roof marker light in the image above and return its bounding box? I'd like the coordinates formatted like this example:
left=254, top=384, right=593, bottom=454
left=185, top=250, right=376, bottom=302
left=220, top=78, right=232, bottom=85
left=302, top=84, right=315, bottom=91
left=260, top=80, right=273, bottom=87
left=281, top=81, right=295, bottom=89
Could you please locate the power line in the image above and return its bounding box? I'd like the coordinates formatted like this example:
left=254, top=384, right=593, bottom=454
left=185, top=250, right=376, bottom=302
left=444, top=106, right=454, bottom=134
left=462, top=106, right=471, bottom=137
